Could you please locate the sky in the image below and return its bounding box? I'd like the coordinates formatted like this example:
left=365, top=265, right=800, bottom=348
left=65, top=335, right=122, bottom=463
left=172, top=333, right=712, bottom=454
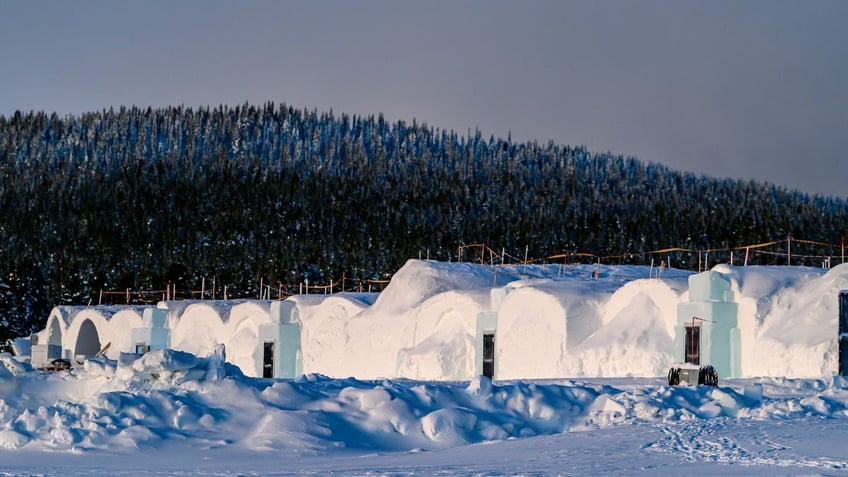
left=1, top=0, right=846, bottom=198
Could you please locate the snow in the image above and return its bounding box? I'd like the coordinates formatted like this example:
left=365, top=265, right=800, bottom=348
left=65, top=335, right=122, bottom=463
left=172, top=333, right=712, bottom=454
left=5, top=260, right=848, bottom=473
left=307, top=261, right=695, bottom=380
left=2, top=351, right=848, bottom=474
left=35, top=260, right=848, bottom=381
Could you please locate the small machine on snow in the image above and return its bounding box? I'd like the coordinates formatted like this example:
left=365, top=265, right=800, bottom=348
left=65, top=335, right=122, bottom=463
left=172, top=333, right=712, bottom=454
left=667, top=314, right=718, bottom=387
left=667, top=363, right=718, bottom=387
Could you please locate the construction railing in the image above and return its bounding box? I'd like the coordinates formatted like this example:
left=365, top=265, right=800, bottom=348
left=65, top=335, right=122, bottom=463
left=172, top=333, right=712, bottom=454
left=94, top=235, right=845, bottom=305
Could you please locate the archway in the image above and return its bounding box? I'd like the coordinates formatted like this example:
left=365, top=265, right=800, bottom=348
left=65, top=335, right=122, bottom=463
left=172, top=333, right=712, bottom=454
left=74, top=319, right=101, bottom=358
left=47, top=316, right=63, bottom=346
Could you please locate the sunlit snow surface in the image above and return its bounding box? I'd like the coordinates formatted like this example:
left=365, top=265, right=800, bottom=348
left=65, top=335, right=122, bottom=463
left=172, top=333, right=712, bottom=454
left=2, top=350, right=848, bottom=475
left=6, top=261, right=848, bottom=474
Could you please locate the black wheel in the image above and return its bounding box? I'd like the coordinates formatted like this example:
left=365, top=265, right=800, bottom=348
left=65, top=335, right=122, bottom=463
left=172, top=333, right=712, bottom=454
left=700, top=365, right=718, bottom=387
left=667, top=367, right=679, bottom=386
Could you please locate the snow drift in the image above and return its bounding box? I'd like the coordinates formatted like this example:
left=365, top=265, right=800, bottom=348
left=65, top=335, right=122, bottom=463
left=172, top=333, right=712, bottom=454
left=2, top=349, right=848, bottom=457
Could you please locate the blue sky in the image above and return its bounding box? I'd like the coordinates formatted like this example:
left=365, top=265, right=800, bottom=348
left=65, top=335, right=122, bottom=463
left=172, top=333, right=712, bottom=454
left=1, top=0, right=846, bottom=197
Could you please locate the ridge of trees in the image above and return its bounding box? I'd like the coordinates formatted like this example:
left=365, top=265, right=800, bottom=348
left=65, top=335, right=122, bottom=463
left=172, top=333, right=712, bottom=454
left=1, top=102, right=846, bottom=340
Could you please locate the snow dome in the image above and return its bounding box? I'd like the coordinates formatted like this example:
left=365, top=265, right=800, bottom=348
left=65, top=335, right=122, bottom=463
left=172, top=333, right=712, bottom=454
left=27, top=260, right=848, bottom=380
left=31, top=306, right=146, bottom=367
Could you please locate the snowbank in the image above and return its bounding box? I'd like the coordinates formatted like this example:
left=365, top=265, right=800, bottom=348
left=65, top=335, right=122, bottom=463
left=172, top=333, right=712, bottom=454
left=2, top=349, right=848, bottom=457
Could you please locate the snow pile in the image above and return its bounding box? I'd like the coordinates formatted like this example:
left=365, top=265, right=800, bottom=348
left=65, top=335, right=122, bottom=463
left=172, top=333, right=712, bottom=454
left=0, top=348, right=234, bottom=451
left=2, top=350, right=848, bottom=457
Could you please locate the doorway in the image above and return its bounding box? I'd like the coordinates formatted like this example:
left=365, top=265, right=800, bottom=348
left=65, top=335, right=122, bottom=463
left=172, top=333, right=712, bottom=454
left=685, top=325, right=700, bottom=365
left=74, top=319, right=101, bottom=358
left=263, top=341, right=275, bottom=378
left=482, top=333, right=495, bottom=379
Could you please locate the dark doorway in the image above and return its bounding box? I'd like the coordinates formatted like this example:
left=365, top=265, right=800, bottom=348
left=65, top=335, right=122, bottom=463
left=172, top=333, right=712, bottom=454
left=263, top=341, right=275, bottom=378
left=74, top=319, right=101, bottom=358
left=840, top=292, right=848, bottom=376
left=685, top=325, right=700, bottom=365
left=482, top=333, right=495, bottom=379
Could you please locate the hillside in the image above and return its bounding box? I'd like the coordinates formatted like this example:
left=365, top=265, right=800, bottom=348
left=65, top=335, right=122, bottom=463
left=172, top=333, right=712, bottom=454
left=1, top=104, right=847, bottom=340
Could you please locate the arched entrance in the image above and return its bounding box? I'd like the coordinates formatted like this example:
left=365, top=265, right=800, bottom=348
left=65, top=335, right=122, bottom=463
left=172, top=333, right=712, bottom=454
left=74, top=319, right=101, bottom=358
left=47, top=317, right=63, bottom=346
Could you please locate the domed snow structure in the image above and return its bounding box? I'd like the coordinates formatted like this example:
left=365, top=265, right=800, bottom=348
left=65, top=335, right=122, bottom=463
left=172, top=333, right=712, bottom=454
left=28, top=261, right=846, bottom=380
left=396, top=289, right=491, bottom=380
left=31, top=306, right=145, bottom=367
left=544, top=277, right=688, bottom=378
left=168, top=302, right=228, bottom=359
left=340, top=259, right=509, bottom=380
left=294, top=293, right=375, bottom=377
left=226, top=301, right=273, bottom=376
left=742, top=264, right=848, bottom=377
left=495, top=280, right=605, bottom=380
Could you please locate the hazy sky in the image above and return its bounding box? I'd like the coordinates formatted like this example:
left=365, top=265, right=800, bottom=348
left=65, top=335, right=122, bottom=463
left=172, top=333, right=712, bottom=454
left=1, top=1, right=846, bottom=197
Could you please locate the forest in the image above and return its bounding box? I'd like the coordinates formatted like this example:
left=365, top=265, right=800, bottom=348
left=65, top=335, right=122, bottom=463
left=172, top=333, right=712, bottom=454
left=1, top=102, right=847, bottom=341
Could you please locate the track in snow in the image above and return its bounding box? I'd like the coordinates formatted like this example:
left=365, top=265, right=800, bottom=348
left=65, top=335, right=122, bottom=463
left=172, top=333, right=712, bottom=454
left=648, top=418, right=848, bottom=470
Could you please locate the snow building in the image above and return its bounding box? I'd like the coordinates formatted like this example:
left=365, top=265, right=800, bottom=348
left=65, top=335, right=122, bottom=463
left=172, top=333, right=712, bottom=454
left=396, top=289, right=493, bottom=381
left=29, top=294, right=381, bottom=379
left=494, top=281, right=610, bottom=380
left=338, top=260, right=504, bottom=381
left=564, top=278, right=685, bottom=378
left=254, top=300, right=302, bottom=378
left=31, top=301, right=298, bottom=378
left=689, top=264, right=848, bottom=378
left=153, top=299, right=308, bottom=378
left=32, top=306, right=145, bottom=368
left=131, top=307, right=170, bottom=354
left=30, top=260, right=848, bottom=380
left=676, top=270, right=741, bottom=378
left=403, top=286, right=588, bottom=382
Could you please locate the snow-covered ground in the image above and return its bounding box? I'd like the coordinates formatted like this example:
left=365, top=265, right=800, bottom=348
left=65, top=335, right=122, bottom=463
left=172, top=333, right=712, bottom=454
left=1, top=350, right=848, bottom=475
left=4, top=261, right=848, bottom=474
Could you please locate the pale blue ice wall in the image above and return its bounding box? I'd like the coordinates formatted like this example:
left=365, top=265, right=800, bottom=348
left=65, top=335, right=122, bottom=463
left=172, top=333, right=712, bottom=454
left=130, top=308, right=170, bottom=352
left=255, top=301, right=302, bottom=378
left=474, top=287, right=511, bottom=378
left=676, top=271, right=740, bottom=378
